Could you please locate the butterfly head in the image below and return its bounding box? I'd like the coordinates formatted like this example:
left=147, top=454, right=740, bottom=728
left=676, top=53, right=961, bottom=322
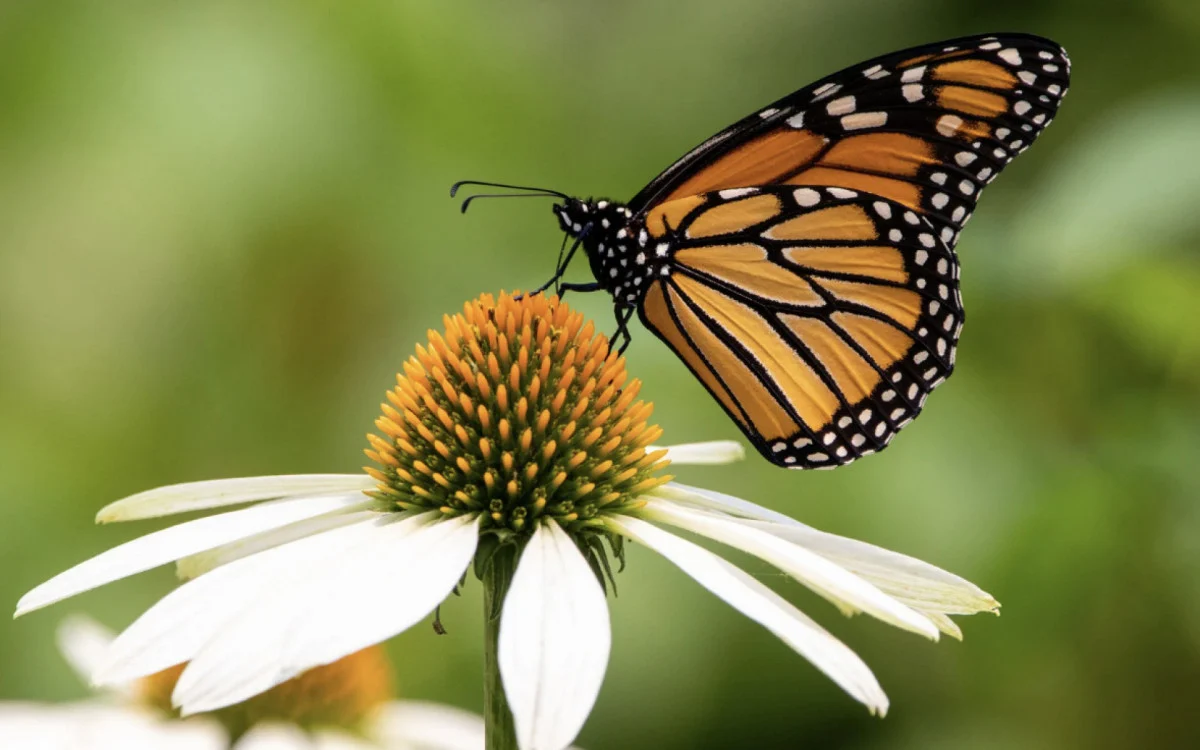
left=554, top=198, right=633, bottom=240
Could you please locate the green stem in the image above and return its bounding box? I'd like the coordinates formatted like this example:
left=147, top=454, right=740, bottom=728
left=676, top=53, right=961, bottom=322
left=483, top=545, right=519, bottom=750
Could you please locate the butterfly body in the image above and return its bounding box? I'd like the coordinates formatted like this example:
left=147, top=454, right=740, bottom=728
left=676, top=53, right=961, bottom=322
left=554, top=198, right=658, bottom=306
left=489, top=33, right=1070, bottom=469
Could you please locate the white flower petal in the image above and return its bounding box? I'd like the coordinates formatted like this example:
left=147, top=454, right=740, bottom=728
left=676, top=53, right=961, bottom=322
left=96, top=513, right=384, bottom=686
left=232, top=722, right=311, bottom=750
left=642, top=498, right=938, bottom=640
left=278, top=513, right=480, bottom=671
left=0, top=703, right=227, bottom=750
left=653, top=483, right=997, bottom=637
left=55, top=614, right=116, bottom=688
left=500, top=520, right=611, bottom=750
left=175, top=506, right=373, bottom=580
left=924, top=611, right=964, bottom=641
left=16, top=494, right=369, bottom=618
left=312, top=730, right=378, bottom=750
left=743, top=519, right=999, bottom=618
left=650, top=482, right=802, bottom=526
left=651, top=441, right=745, bottom=465
left=372, top=701, right=486, bottom=750
left=97, top=475, right=375, bottom=523
left=174, top=513, right=479, bottom=714
left=607, top=515, right=888, bottom=715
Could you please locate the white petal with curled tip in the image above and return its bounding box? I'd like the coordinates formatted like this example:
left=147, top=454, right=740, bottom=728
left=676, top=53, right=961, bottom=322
left=96, top=513, right=384, bottom=686
left=500, top=520, right=611, bottom=750
left=173, top=513, right=478, bottom=714
left=651, top=441, right=746, bottom=465
left=16, top=494, right=369, bottom=617
left=642, top=499, right=937, bottom=639
left=372, top=701, right=486, bottom=750
left=741, top=519, right=999, bottom=623
left=607, top=515, right=889, bottom=715
left=175, top=505, right=374, bottom=580
left=655, top=483, right=998, bottom=627
left=96, top=474, right=375, bottom=523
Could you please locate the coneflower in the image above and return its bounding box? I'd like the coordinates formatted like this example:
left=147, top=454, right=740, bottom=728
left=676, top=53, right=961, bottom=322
left=17, top=292, right=997, bottom=750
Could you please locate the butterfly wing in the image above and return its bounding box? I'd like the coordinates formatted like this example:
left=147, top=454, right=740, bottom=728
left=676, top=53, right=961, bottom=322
left=631, top=33, right=1070, bottom=248
left=638, top=186, right=961, bottom=469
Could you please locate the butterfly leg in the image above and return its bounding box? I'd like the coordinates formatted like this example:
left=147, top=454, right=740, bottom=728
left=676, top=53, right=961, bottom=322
left=610, top=305, right=634, bottom=355
left=527, top=226, right=591, bottom=298
left=558, top=281, right=602, bottom=299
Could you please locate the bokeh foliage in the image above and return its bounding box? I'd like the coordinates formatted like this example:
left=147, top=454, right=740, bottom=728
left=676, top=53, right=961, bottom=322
left=2, top=1, right=1198, bottom=748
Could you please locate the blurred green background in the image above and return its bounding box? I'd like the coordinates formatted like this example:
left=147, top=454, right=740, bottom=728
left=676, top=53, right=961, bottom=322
left=2, top=1, right=1199, bottom=748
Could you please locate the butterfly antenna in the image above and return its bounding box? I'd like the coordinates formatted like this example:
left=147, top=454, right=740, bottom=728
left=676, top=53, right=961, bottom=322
left=450, top=180, right=569, bottom=200
left=457, top=192, right=566, bottom=214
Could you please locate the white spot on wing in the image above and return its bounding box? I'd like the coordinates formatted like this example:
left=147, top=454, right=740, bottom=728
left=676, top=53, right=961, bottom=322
left=811, top=82, right=841, bottom=101
left=936, top=115, right=963, bottom=137
left=840, top=112, right=887, bottom=130
left=826, top=96, right=856, bottom=115
left=998, top=48, right=1022, bottom=66
left=793, top=188, right=821, bottom=207
left=719, top=187, right=757, bottom=200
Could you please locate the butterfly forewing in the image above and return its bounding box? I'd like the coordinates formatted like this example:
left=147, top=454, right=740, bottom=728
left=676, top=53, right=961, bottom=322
left=632, top=33, right=1070, bottom=249
left=638, top=186, right=962, bottom=468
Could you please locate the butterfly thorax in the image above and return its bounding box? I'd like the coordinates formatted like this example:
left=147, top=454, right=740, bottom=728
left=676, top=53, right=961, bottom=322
left=555, top=198, right=665, bottom=307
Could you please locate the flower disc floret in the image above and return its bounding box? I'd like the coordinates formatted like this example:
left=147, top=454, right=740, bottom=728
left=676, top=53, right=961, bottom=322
left=364, top=292, right=672, bottom=537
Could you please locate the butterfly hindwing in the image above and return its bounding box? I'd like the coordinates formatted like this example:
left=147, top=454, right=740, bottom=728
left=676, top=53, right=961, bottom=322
left=637, top=186, right=963, bottom=469
left=632, top=33, right=1070, bottom=249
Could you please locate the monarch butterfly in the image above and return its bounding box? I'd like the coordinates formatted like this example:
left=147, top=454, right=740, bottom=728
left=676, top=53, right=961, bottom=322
left=453, top=33, right=1070, bottom=469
